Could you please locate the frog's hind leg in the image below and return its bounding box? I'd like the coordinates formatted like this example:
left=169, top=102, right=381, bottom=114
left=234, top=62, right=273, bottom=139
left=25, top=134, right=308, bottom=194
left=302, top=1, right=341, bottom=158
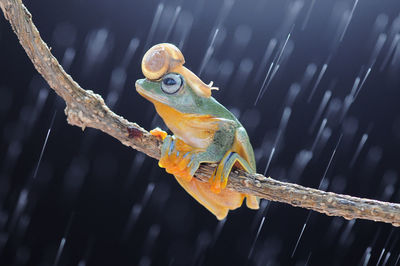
left=209, top=151, right=260, bottom=209
left=209, top=151, right=252, bottom=193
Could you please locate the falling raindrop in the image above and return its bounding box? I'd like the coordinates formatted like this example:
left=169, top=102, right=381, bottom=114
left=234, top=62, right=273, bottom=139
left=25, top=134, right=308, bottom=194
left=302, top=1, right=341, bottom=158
left=254, top=39, right=277, bottom=83
left=175, top=11, right=194, bottom=50
left=301, top=0, right=316, bottom=30
left=248, top=216, right=265, bottom=260
left=288, top=150, right=313, bottom=183
left=121, top=38, right=140, bottom=68
left=339, top=0, right=360, bottom=42
left=349, top=132, right=369, bottom=168
left=198, top=28, right=222, bottom=76
left=143, top=3, right=165, bottom=51
left=291, top=211, right=312, bottom=258
left=307, top=63, right=328, bottom=103
left=285, top=83, right=301, bottom=108
left=83, top=28, right=114, bottom=74
left=164, top=6, right=182, bottom=41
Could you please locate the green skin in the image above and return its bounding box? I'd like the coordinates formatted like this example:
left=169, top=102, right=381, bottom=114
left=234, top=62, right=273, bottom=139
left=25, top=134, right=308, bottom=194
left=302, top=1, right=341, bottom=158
left=135, top=73, right=256, bottom=182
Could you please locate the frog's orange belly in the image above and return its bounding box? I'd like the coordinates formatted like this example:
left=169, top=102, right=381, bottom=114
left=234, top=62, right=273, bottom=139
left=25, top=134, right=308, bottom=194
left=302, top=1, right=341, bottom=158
left=154, top=102, right=220, bottom=149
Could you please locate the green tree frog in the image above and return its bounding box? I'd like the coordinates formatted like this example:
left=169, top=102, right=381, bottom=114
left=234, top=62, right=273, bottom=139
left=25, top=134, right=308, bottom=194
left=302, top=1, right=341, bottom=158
left=135, top=43, right=259, bottom=220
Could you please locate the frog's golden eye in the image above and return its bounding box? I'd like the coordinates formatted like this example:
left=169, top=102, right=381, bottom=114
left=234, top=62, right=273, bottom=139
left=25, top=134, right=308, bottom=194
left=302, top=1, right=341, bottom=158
left=161, top=73, right=183, bottom=94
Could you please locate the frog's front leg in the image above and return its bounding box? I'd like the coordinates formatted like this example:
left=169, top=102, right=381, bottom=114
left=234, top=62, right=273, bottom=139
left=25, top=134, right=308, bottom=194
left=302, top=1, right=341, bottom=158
left=158, top=135, right=204, bottom=182
left=151, top=125, right=230, bottom=182
left=151, top=128, right=205, bottom=181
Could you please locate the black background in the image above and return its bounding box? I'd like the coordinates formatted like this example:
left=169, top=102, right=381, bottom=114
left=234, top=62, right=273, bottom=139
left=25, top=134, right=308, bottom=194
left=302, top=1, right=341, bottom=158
left=1, top=0, right=400, bottom=265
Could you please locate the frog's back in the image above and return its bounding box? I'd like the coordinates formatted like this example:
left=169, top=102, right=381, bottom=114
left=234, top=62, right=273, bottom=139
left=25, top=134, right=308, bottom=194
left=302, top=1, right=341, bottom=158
left=199, top=96, right=242, bottom=124
left=202, top=97, right=256, bottom=171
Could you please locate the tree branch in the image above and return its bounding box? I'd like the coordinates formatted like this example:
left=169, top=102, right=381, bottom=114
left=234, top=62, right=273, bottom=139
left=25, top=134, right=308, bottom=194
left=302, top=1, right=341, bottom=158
left=1, top=0, right=400, bottom=226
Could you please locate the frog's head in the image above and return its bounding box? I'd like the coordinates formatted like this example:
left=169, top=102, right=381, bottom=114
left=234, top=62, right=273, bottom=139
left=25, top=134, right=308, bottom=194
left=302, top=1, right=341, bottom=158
left=135, top=43, right=218, bottom=113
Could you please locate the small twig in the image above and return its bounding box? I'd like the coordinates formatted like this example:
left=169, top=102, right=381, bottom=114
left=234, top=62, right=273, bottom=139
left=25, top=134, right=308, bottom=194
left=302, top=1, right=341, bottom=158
left=1, top=0, right=400, bottom=226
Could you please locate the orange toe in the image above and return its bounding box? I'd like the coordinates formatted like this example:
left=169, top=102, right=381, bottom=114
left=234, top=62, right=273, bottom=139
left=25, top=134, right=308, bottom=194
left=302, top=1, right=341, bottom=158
left=176, top=156, right=190, bottom=170
left=150, top=128, right=168, bottom=140
left=221, top=176, right=228, bottom=190
left=165, top=167, right=176, bottom=174
left=209, top=177, right=229, bottom=193
left=159, top=151, right=194, bottom=182
left=210, top=182, right=222, bottom=194
left=209, top=172, right=223, bottom=194
left=159, top=156, right=168, bottom=168
left=160, top=152, right=177, bottom=167
left=175, top=167, right=193, bottom=182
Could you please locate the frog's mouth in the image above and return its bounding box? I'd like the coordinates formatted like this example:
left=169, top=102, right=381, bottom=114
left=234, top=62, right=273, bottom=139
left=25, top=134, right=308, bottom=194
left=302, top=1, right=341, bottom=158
left=135, top=79, right=169, bottom=105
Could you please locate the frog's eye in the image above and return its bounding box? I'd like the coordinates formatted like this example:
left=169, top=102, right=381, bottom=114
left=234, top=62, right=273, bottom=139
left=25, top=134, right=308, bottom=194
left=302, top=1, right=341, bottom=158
left=161, top=73, right=183, bottom=94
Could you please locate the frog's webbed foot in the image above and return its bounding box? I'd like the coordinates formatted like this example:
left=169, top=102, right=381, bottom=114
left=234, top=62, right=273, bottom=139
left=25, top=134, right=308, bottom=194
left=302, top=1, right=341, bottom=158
left=158, top=135, right=200, bottom=182
left=209, top=151, right=253, bottom=193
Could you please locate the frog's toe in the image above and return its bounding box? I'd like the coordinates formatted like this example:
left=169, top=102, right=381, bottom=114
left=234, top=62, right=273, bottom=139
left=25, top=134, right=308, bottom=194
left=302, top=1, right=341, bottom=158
left=160, top=135, right=173, bottom=154
left=209, top=152, right=235, bottom=194
left=188, top=154, right=201, bottom=177
left=159, top=136, right=173, bottom=168
left=161, top=152, right=179, bottom=173
left=174, top=169, right=193, bottom=182
left=213, top=173, right=229, bottom=193
left=246, top=195, right=260, bottom=209
left=209, top=161, right=225, bottom=194
left=173, top=152, right=195, bottom=182
left=150, top=127, right=168, bottom=140
left=209, top=171, right=223, bottom=194
left=159, top=140, right=196, bottom=182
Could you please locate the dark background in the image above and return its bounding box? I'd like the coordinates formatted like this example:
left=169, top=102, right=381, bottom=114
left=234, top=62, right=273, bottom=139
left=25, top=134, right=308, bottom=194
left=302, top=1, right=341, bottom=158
left=1, top=0, right=400, bottom=265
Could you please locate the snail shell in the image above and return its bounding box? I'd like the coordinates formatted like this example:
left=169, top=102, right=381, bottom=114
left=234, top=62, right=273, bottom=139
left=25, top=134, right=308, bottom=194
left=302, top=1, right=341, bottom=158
left=141, top=43, right=185, bottom=80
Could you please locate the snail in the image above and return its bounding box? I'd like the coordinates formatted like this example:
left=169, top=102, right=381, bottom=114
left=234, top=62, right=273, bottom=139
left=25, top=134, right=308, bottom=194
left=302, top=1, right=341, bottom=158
left=141, top=43, right=218, bottom=98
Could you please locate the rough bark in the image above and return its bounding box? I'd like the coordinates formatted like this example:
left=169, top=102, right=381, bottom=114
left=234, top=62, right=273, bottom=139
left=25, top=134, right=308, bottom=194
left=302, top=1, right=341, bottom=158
left=1, top=0, right=400, bottom=226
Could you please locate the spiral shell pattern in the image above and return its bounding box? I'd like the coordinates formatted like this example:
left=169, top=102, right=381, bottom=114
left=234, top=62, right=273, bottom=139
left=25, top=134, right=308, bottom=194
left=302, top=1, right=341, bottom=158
left=141, top=43, right=185, bottom=80
left=141, top=43, right=218, bottom=98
